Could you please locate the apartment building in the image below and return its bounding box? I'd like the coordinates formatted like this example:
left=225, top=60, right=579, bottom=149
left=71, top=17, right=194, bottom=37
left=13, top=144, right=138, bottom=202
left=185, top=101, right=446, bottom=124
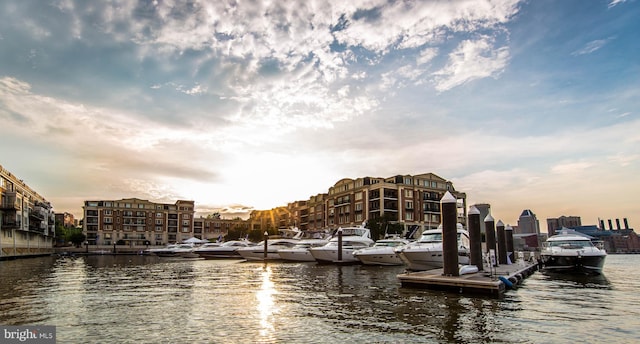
left=249, top=172, right=466, bottom=234
left=83, top=198, right=195, bottom=246
left=0, top=164, right=55, bottom=258
left=547, top=215, right=581, bottom=236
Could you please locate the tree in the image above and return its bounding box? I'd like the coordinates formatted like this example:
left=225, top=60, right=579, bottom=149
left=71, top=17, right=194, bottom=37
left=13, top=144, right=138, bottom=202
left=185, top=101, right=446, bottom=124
left=67, top=229, right=86, bottom=248
left=366, top=214, right=405, bottom=240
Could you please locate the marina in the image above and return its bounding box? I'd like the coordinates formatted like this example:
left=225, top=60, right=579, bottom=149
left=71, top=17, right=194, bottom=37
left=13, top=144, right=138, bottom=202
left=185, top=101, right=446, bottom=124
left=0, top=254, right=638, bottom=343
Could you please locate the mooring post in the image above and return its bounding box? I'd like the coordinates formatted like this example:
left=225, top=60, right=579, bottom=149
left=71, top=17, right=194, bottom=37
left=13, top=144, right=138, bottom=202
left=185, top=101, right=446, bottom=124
left=263, top=231, right=268, bottom=259
left=441, top=191, right=459, bottom=276
left=337, top=228, right=343, bottom=261
left=484, top=214, right=497, bottom=267
left=468, top=205, right=483, bottom=271
left=505, top=224, right=514, bottom=264
left=496, top=220, right=507, bottom=265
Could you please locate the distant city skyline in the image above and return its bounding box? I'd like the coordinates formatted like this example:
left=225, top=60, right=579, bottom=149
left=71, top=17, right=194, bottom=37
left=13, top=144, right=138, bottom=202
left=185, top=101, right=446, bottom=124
left=1, top=0, right=638, bottom=230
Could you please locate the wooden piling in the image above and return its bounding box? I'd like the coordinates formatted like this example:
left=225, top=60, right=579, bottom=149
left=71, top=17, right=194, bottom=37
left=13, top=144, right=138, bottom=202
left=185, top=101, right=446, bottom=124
left=505, top=224, right=515, bottom=264
left=441, top=191, right=459, bottom=276
left=496, top=220, right=507, bottom=265
left=467, top=206, right=483, bottom=271
left=337, top=228, right=343, bottom=261
left=263, top=231, right=268, bottom=259
left=484, top=214, right=497, bottom=267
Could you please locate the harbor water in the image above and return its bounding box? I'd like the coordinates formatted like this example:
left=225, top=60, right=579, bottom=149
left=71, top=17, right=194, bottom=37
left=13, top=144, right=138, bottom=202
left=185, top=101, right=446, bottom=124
left=1, top=254, right=639, bottom=343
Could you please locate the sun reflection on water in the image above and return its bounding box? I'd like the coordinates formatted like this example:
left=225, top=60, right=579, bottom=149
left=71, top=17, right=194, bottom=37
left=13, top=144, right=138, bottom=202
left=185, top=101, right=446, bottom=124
left=256, top=264, right=277, bottom=342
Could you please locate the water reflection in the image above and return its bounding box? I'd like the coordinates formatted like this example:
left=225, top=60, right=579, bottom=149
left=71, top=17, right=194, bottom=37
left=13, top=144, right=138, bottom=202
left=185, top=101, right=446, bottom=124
left=256, top=264, right=276, bottom=342
left=540, top=271, right=611, bottom=289
left=1, top=255, right=638, bottom=343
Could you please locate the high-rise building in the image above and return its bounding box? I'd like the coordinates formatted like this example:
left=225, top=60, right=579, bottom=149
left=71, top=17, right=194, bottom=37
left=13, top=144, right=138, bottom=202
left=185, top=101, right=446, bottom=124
left=472, top=203, right=491, bottom=234
left=517, top=209, right=540, bottom=235
left=547, top=215, right=582, bottom=236
left=1, top=164, right=55, bottom=258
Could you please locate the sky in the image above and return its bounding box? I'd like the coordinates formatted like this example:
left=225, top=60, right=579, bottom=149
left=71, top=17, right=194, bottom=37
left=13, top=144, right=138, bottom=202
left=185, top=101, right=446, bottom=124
left=0, top=0, right=638, bottom=232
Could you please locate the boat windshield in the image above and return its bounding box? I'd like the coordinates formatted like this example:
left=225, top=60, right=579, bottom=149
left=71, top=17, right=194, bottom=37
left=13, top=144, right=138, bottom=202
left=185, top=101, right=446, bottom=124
left=418, top=233, right=442, bottom=243
left=548, top=240, right=594, bottom=248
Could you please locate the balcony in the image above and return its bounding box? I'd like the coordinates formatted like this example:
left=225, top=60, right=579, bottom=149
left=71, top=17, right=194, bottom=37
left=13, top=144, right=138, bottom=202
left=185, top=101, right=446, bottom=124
left=30, top=208, right=46, bottom=220
left=2, top=220, right=20, bottom=229
left=1, top=192, right=19, bottom=210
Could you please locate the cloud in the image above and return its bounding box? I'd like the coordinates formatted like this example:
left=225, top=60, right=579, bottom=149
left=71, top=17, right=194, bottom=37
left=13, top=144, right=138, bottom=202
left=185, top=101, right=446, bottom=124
left=608, top=0, right=627, bottom=9
left=432, top=37, right=510, bottom=91
left=571, top=38, right=613, bottom=56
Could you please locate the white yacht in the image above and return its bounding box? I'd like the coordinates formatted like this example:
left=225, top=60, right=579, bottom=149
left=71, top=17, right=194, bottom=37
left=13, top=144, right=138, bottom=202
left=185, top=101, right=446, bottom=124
left=309, top=226, right=374, bottom=264
left=395, top=224, right=470, bottom=271
left=236, top=238, right=300, bottom=261
left=541, top=229, right=607, bottom=274
left=353, top=237, right=411, bottom=266
left=278, top=238, right=329, bottom=262
left=149, top=243, right=198, bottom=258
left=194, top=240, right=254, bottom=259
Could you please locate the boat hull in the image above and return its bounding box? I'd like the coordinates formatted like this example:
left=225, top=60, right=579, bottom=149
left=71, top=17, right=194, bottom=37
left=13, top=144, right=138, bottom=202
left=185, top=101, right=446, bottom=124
left=309, top=248, right=360, bottom=264
left=353, top=248, right=404, bottom=266
left=278, top=249, right=317, bottom=262
left=398, top=249, right=469, bottom=271
left=195, top=250, right=243, bottom=259
left=541, top=254, right=606, bottom=274
left=237, top=249, right=283, bottom=261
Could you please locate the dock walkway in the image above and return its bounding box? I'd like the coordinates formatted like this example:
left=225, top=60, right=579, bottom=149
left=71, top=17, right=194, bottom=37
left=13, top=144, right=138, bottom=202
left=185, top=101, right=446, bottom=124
left=398, top=261, right=540, bottom=298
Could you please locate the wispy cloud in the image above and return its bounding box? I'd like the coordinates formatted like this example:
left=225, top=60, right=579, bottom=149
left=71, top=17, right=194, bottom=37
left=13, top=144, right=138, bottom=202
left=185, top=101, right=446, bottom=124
left=608, top=0, right=627, bottom=9
left=572, top=38, right=613, bottom=56
left=432, top=37, right=510, bottom=91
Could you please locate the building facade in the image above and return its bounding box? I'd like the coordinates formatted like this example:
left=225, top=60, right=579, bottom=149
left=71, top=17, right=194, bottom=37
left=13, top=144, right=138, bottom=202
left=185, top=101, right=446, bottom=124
left=83, top=198, right=195, bottom=247
left=516, top=209, right=540, bottom=234
left=249, top=173, right=467, bottom=235
left=547, top=215, right=581, bottom=236
left=1, top=165, right=55, bottom=258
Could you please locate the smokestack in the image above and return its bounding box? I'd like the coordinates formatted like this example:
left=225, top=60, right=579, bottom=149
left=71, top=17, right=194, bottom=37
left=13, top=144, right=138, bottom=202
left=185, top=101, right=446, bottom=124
left=616, top=219, right=621, bottom=230
left=600, top=219, right=605, bottom=230
left=608, top=219, right=613, bottom=230
left=624, top=218, right=629, bottom=230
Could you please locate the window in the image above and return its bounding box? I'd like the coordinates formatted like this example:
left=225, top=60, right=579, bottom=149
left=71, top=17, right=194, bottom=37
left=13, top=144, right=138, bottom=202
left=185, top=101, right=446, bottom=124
left=125, top=203, right=132, bottom=208
left=355, top=203, right=363, bottom=211
left=155, top=226, right=163, bottom=232
left=181, top=227, right=190, bottom=233
left=155, top=219, right=163, bottom=225
left=355, top=192, right=362, bottom=201
left=431, top=181, right=437, bottom=188
left=404, top=189, right=413, bottom=198
left=104, top=217, right=113, bottom=224
left=183, top=214, right=190, bottom=219
left=182, top=220, right=190, bottom=226
left=404, top=177, right=411, bottom=185
left=104, top=210, right=112, bottom=215
left=138, top=204, right=145, bottom=209
left=406, top=201, right=413, bottom=209
left=156, top=212, right=163, bottom=218
left=406, top=212, right=414, bottom=220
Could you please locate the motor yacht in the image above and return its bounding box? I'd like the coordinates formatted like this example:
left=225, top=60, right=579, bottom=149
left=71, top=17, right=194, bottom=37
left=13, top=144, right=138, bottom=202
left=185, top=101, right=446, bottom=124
left=353, top=237, right=411, bottom=266
left=194, top=240, right=254, bottom=259
left=541, top=229, right=607, bottom=274
left=148, top=243, right=199, bottom=258
left=236, top=238, right=300, bottom=261
left=309, top=226, right=374, bottom=264
left=278, top=238, right=329, bottom=262
left=395, top=224, right=470, bottom=271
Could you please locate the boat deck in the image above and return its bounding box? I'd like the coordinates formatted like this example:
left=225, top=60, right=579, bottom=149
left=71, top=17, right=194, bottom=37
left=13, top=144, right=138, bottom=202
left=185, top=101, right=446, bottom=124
left=398, top=261, right=540, bottom=298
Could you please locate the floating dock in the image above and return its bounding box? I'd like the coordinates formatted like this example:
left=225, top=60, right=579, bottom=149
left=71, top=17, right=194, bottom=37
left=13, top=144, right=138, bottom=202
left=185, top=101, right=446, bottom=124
left=398, top=262, right=540, bottom=298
